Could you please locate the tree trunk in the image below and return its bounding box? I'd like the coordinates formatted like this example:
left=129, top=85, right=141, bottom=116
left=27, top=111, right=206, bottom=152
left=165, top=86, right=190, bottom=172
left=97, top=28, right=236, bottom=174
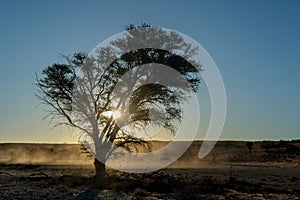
left=93, top=158, right=106, bottom=186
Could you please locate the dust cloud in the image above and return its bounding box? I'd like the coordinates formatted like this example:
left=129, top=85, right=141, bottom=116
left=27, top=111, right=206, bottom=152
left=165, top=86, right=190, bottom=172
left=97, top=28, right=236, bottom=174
left=1, top=140, right=299, bottom=168
left=0, top=141, right=214, bottom=168
left=0, top=143, right=92, bottom=165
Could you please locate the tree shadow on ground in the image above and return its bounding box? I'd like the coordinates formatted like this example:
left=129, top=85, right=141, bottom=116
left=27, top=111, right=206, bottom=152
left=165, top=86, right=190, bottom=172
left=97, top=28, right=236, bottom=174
left=73, top=188, right=99, bottom=200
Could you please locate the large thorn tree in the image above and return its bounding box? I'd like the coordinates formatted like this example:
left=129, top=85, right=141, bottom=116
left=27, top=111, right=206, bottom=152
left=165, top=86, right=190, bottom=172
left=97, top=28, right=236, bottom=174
left=35, top=24, right=201, bottom=184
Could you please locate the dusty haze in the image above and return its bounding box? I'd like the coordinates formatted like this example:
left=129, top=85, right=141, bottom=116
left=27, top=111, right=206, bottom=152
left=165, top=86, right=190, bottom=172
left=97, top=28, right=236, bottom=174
left=1, top=140, right=299, bottom=167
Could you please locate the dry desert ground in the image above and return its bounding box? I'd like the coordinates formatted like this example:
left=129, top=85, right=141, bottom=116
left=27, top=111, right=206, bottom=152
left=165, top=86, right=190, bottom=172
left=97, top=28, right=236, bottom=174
left=0, top=140, right=299, bottom=199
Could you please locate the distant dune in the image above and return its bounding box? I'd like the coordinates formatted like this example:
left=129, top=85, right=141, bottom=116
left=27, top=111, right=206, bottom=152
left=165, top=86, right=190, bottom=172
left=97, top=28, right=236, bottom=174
left=0, top=140, right=299, bottom=167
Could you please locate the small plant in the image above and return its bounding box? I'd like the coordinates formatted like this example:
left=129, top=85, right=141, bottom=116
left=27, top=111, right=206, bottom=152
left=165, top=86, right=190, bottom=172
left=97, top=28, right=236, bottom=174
left=246, top=142, right=254, bottom=154
left=211, top=151, right=220, bottom=163
left=228, top=164, right=236, bottom=184
left=261, top=141, right=273, bottom=152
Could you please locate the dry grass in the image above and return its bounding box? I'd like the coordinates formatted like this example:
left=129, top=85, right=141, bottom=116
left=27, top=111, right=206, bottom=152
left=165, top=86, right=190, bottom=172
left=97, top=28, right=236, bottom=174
left=0, top=140, right=299, bottom=199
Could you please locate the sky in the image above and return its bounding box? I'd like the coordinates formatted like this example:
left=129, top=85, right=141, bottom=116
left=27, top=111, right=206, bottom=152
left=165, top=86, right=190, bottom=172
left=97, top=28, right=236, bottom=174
left=0, top=0, right=299, bottom=143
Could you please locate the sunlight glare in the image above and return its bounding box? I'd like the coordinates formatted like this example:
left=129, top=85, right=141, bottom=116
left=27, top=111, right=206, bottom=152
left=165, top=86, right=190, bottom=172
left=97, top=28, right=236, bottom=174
left=112, top=110, right=121, bottom=120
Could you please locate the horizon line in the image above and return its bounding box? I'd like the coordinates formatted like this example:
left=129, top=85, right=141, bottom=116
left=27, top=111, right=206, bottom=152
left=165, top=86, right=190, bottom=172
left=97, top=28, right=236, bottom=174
left=0, top=138, right=299, bottom=145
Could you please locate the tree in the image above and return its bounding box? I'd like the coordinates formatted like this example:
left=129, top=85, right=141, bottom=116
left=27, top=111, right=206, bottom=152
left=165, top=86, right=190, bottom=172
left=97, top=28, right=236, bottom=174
left=35, top=24, right=201, bottom=184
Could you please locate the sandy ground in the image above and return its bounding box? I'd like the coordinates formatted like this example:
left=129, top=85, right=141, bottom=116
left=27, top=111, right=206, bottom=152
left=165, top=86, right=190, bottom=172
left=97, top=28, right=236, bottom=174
left=0, top=162, right=299, bottom=199
left=0, top=141, right=299, bottom=199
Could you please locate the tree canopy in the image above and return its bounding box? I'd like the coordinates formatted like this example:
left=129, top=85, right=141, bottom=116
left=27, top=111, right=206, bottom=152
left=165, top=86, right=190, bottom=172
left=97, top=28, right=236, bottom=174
left=35, top=23, right=201, bottom=179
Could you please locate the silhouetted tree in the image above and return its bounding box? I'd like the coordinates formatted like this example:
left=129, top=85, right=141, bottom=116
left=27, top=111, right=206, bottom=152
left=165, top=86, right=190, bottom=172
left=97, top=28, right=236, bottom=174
left=35, top=23, right=201, bottom=184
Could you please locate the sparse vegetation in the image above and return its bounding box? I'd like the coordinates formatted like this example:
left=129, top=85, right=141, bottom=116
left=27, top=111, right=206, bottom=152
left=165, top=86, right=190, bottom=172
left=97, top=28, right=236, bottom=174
left=211, top=151, right=220, bottom=163
left=1, top=140, right=300, bottom=199
left=246, top=142, right=253, bottom=154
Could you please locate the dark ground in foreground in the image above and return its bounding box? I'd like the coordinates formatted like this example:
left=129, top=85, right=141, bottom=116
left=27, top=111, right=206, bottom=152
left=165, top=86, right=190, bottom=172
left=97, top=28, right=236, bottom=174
left=0, top=163, right=299, bottom=200
left=0, top=140, right=300, bottom=199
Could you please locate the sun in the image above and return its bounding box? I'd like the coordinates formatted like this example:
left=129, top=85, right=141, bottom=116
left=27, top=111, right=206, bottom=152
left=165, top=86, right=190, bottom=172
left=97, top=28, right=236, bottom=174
left=112, top=110, right=121, bottom=120
left=103, top=110, right=122, bottom=120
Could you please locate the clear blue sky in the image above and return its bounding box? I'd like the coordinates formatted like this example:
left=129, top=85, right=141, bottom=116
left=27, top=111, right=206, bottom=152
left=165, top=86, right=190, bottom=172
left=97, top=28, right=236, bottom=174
left=0, top=0, right=299, bottom=143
